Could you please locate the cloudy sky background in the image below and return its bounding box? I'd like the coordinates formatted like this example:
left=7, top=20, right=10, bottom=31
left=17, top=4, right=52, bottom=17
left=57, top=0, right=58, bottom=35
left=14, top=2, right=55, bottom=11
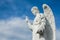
left=0, top=0, right=60, bottom=40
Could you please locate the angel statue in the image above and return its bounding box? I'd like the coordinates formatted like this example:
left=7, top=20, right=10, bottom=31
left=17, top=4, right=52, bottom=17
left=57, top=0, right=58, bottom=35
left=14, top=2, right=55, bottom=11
left=25, top=4, right=56, bottom=40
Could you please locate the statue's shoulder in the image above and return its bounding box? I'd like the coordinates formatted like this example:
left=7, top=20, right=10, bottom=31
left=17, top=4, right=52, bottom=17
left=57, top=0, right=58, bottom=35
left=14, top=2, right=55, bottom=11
left=36, top=13, right=43, bottom=16
left=40, top=13, right=45, bottom=17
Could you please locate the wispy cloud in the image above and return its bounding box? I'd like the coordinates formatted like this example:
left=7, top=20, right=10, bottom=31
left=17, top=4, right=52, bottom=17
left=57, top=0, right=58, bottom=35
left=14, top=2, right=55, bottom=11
left=0, top=17, right=59, bottom=40
left=0, top=17, right=32, bottom=40
left=56, top=29, right=60, bottom=40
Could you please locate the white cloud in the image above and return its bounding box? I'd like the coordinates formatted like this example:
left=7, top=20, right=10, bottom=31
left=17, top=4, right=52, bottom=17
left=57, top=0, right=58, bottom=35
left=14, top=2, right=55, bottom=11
left=0, top=17, right=60, bottom=40
left=56, top=29, right=60, bottom=40
left=0, top=17, right=32, bottom=40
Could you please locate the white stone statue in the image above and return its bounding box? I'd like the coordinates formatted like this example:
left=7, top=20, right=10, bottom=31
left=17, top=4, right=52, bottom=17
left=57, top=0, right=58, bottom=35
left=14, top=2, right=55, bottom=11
left=25, top=4, right=56, bottom=40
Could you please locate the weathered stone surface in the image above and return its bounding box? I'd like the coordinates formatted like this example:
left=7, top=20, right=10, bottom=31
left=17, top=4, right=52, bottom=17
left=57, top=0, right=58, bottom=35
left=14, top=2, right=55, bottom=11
left=25, top=4, right=56, bottom=40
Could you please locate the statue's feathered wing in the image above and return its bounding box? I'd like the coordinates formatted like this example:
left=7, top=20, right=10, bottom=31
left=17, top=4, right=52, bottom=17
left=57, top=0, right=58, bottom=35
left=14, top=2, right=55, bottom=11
left=43, top=4, right=56, bottom=40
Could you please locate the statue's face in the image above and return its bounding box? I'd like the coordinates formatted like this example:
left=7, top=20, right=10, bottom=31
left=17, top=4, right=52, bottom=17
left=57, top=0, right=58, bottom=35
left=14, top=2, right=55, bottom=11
left=31, top=6, right=40, bottom=15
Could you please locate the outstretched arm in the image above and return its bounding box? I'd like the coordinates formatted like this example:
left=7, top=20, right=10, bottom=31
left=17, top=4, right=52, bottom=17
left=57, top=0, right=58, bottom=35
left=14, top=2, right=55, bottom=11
left=25, top=16, right=33, bottom=31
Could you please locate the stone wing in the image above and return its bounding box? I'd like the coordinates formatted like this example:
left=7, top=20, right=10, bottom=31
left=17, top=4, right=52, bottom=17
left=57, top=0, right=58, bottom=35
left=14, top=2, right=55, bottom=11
left=43, top=4, right=56, bottom=40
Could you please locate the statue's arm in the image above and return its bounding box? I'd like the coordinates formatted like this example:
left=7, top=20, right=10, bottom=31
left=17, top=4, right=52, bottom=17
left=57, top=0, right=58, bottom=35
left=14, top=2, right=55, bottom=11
left=25, top=16, right=33, bottom=31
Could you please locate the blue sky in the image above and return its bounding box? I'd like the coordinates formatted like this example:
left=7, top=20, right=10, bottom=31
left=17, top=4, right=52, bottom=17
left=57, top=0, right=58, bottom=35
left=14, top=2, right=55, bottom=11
left=0, top=0, right=60, bottom=28
left=0, top=0, right=60, bottom=40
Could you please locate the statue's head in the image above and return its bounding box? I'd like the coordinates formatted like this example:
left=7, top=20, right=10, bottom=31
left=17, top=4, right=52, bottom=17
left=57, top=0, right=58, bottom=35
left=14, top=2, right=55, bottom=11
left=31, top=6, right=40, bottom=16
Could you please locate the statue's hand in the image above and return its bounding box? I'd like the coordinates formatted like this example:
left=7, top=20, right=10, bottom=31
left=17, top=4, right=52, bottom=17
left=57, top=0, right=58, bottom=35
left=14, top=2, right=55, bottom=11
left=25, top=16, right=29, bottom=23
